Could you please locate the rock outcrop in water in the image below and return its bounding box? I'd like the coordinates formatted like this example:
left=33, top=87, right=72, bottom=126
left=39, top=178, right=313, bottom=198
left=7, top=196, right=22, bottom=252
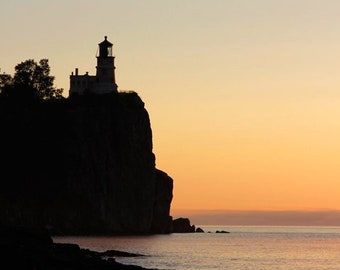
left=0, top=92, right=173, bottom=235
left=172, top=218, right=196, bottom=233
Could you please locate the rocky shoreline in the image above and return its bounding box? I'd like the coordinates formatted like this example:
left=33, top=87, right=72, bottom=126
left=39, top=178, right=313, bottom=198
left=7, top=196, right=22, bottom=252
left=0, top=219, right=230, bottom=269
left=0, top=227, right=155, bottom=270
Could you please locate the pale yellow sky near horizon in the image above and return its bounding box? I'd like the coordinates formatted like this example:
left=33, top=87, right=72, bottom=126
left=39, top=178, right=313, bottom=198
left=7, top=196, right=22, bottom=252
left=2, top=0, right=340, bottom=215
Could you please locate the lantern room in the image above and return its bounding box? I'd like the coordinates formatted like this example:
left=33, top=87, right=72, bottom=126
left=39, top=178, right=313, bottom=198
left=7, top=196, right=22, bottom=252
left=98, top=36, right=113, bottom=58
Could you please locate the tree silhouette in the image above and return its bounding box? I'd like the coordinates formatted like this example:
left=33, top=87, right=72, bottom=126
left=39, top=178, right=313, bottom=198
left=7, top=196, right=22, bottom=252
left=0, top=59, right=63, bottom=100
left=0, top=73, right=13, bottom=94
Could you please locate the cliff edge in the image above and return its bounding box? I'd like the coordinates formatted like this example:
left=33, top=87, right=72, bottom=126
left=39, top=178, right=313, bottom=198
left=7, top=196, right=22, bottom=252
left=0, top=92, right=173, bottom=235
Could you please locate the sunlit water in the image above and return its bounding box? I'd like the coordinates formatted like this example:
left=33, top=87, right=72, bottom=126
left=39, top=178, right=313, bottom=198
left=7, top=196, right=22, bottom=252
left=53, top=226, right=340, bottom=270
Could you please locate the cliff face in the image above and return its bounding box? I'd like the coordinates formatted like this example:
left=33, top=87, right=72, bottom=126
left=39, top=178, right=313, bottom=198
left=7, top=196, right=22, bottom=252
left=0, top=92, right=173, bottom=234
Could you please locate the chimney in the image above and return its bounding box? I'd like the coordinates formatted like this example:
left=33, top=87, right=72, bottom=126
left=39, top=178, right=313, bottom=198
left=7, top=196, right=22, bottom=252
left=75, top=68, right=78, bottom=76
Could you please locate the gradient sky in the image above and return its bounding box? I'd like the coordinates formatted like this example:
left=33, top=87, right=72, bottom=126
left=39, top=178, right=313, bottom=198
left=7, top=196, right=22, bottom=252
left=2, top=1, right=340, bottom=218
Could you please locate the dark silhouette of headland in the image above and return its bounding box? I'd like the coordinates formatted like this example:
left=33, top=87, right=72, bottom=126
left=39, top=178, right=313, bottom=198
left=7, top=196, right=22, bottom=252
left=0, top=35, right=206, bottom=269
left=0, top=37, right=174, bottom=236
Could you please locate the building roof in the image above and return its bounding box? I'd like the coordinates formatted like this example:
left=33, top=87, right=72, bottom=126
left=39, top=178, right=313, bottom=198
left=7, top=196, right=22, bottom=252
left=98, top=36, right=113, bottom=47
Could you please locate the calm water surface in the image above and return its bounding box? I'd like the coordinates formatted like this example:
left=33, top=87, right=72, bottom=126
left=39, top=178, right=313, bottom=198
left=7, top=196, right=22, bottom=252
left=54, top=226, right=340, bottom=270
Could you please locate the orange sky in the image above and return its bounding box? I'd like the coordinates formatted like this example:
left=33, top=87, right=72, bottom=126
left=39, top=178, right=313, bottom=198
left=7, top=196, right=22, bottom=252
left=2, top=1, right=340, bottom=217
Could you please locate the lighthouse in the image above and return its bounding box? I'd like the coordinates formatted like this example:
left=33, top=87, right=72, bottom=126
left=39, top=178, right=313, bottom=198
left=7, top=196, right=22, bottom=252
left=95, top=36, right=118, bottom=93
left=69, top=36, right=118, bottom=96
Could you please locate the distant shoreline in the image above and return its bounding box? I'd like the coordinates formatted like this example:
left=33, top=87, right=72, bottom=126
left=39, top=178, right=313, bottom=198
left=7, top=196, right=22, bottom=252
left=172, top=209, right=340, bottom=226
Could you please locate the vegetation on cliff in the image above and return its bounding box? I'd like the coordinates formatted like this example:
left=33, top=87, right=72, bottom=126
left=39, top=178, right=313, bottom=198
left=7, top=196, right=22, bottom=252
left=0, top=59, right=63, bottom=100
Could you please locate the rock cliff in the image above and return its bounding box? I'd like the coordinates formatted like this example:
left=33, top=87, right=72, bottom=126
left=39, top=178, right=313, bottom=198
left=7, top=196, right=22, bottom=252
left=0, top=92, right=173, bottom=235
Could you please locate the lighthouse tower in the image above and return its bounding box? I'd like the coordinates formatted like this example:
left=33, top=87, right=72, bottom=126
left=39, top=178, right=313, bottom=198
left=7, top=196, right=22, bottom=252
left=95, top=36, right=118, bottom=93
left=69, top=36, right=118, bottom=96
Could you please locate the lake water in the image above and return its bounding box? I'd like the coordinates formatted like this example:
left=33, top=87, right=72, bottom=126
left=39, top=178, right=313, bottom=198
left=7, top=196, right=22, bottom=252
left=53, top=226, right=340, bottom=269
